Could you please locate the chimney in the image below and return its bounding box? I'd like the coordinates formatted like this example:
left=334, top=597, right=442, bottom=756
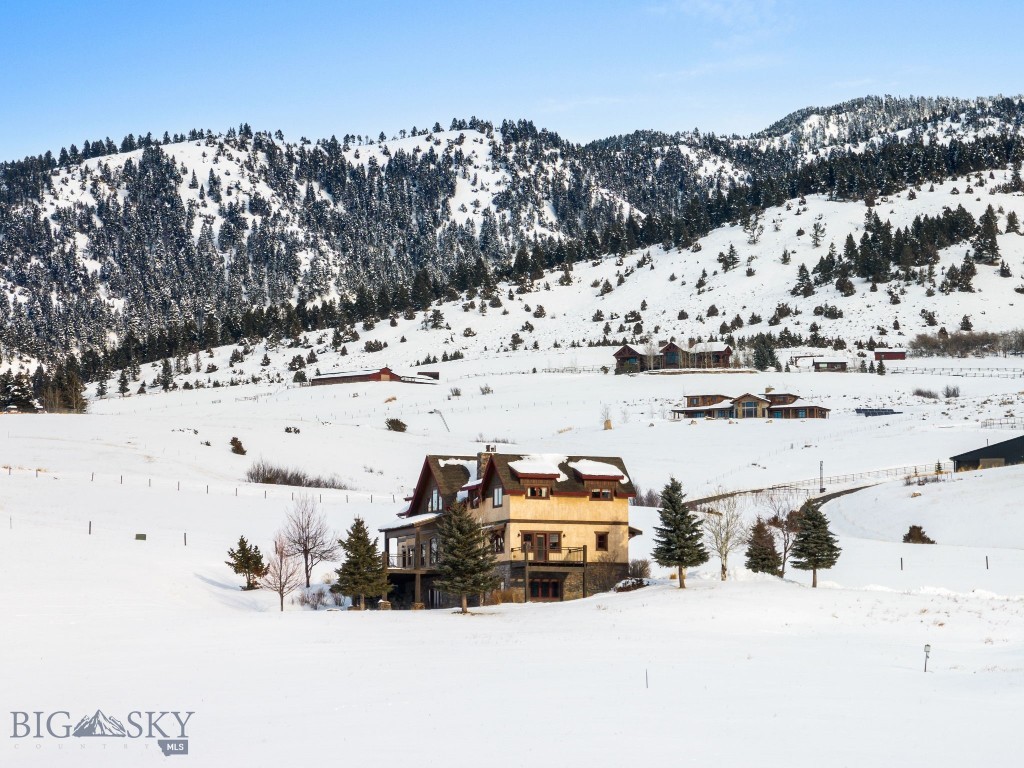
left=477, top=445, right=496, bottom=478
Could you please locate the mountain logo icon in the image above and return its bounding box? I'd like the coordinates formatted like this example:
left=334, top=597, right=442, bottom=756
left=72, top=710, right=127, bottom=738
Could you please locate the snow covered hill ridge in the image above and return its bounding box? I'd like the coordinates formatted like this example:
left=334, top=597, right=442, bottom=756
left=3, top=94, right=1024, bottom=368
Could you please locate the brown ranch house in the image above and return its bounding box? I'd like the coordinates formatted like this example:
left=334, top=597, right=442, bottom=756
left=671, top=391, right=830, bottom=419
left=614, top=341, right=733, bottom=373
left=380, top=449, right=640, bottom=608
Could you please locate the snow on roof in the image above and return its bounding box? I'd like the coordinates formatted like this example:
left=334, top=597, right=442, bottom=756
left=379, top=512, right=440, bottom=532
left=315, top=368, right=395, bottom=377
left=508, top=455, right=569, bottom=480
left=812, top=357, right=849, bottom=364
left=769, top=398, right=829, bottom=410
left=438, top=458, right=478, bottom=485
left=567, top=459, right=629, bottom=484
left=688, top=341, right=731, bottom=353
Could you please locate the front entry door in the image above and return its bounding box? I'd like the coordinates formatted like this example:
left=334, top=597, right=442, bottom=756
left=534, top=533, right=548, bottom=562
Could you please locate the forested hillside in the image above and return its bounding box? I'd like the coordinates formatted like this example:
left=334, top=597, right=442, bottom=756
left=3, top=95, right=1024, bottom=401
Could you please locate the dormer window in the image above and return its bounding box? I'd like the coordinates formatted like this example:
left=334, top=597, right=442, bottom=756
left=429, top=488, right=441, bottom=512
left=526, top=486, right=549, bottom=499
left=492, top=486, right=504, bottom=507
left=590, top=489, right=613, bottom=501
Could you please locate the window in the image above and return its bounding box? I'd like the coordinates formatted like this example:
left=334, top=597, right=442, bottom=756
left=492, top=486, right=503, bottom=507
left=429, top=488, right=441, bottom=512
left=529, top=579, right=561, bottom=600
left=590, top=488, right=612, bottom=501
left=521, top=533, right=533, bottom=552
left=420, top=543, right=427, bottom=567
left=491, top=531, right=505, bottom=554
left=595, top=532, right=609, bottom=552
left=526, top=486, right=549, bottom=499
left=429, top=537, right=439, bottom=565
left=797, top=409, right=806, bottom=419
left=548, top=532, right=561, bottom=552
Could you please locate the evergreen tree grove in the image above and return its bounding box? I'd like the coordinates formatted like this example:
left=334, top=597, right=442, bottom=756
left=651, top=477, right=708, bottom=588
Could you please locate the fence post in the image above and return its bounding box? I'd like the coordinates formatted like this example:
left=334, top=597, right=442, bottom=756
left=89, top=521, right=92, bottom=535
left=184, top=532, right=187, bottom=547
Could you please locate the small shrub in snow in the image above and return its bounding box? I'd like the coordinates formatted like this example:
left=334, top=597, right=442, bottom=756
left=902, top=525, right=936, bottom=544
left=385, top=418, right=407, bottom=432
left=943, top=385, right=961, bottom=399
left=230, top=437, right=247, bottom=455
left=628, top=559, right=652, bottom=579
left=245, top=459, right=349, bottom=489
left=613, top=577, right=649, bottom=593
left=913, top=388, right=939, bottom=399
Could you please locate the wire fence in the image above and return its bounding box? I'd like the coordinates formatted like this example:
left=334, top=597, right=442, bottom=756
left=981, top=417, right=1024, bottom=430
left=0, top=464, right=400, bottom=507
left=890, top=366, right=1024, bottom=379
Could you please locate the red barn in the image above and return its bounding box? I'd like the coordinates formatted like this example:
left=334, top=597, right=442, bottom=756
left=873, top=348, right=906, bottom=361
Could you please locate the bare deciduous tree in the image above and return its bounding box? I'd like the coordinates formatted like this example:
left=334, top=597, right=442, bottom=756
left=261, top=535, right=302, bottom=611
left=701, top=494, right=748, bottom=581
left=282, top=496, right=340, bottom=587
left=642, top=340, right=660, bottom=371
left=759, top=489, right=804, bottom=578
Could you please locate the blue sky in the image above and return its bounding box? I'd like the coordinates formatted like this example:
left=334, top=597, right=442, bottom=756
left=3, top=0, right=1022, bottom=160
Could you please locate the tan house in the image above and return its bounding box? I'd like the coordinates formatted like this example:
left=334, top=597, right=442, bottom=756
left=672, top=391, right=830, bottom=420
left=380, top=450, right=639, bottom=608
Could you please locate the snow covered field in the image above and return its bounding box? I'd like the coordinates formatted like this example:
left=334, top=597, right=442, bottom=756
left=2, top=357, right=1023, bottom=766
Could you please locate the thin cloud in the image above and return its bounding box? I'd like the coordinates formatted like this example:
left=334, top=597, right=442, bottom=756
left=652, top=53, right=784, bottom=82
left=536, top=95, right=630, bottom=114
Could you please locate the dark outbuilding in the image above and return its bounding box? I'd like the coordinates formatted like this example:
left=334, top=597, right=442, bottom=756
left=950, top=435, right=1024, bottom=472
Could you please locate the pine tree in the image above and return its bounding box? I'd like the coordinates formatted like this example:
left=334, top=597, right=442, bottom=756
left=791, top=264, right=815, bottom=297
left=159, top=358, right=173, bottom=390
left=651, top=477, right=708, bottom=589
left=972, top=205, right=1000, bottom=263
left=752, top=335, right=780, bottom=371
left=225, top=535, right=268, bottom=590
left=789, top=501, right=841, bottom=588
left=333, top=517, right=390, bottom=609
left=117, top=370, right=130, bottom=396
left=745, top=517, right=781, bottom=575
left=876, top=358, right=886, bottom=375
left=435, top=501, right=499, bottom=613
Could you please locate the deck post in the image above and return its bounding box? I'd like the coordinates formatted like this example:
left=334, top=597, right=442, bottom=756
left=414, top=572, right=422, bottom=605
left=582, top=545, right=588, bottom=598
left=524, top=550, right=530, bottom=603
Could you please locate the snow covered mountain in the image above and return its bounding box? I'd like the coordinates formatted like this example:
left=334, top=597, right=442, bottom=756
left=2, top=95, right=1024, bottom=391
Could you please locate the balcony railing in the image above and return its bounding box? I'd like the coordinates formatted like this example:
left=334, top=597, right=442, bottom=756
left=386, top=554, right=438, bottom=570
left=508, top=546, right=586, bottom=566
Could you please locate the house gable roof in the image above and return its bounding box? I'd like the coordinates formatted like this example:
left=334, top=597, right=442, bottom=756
left=481, top=453, right=636, bottom=497
left=731, top=393, right=770, bottom=404
left=950, top=435, right=1024, bottom=463
left=403, top=455, right=477, bottom=516
left=613, top=345, right=642, bottom=359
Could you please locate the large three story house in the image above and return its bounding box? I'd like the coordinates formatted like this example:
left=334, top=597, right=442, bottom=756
left=380, top=449, right=640, bottom=608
